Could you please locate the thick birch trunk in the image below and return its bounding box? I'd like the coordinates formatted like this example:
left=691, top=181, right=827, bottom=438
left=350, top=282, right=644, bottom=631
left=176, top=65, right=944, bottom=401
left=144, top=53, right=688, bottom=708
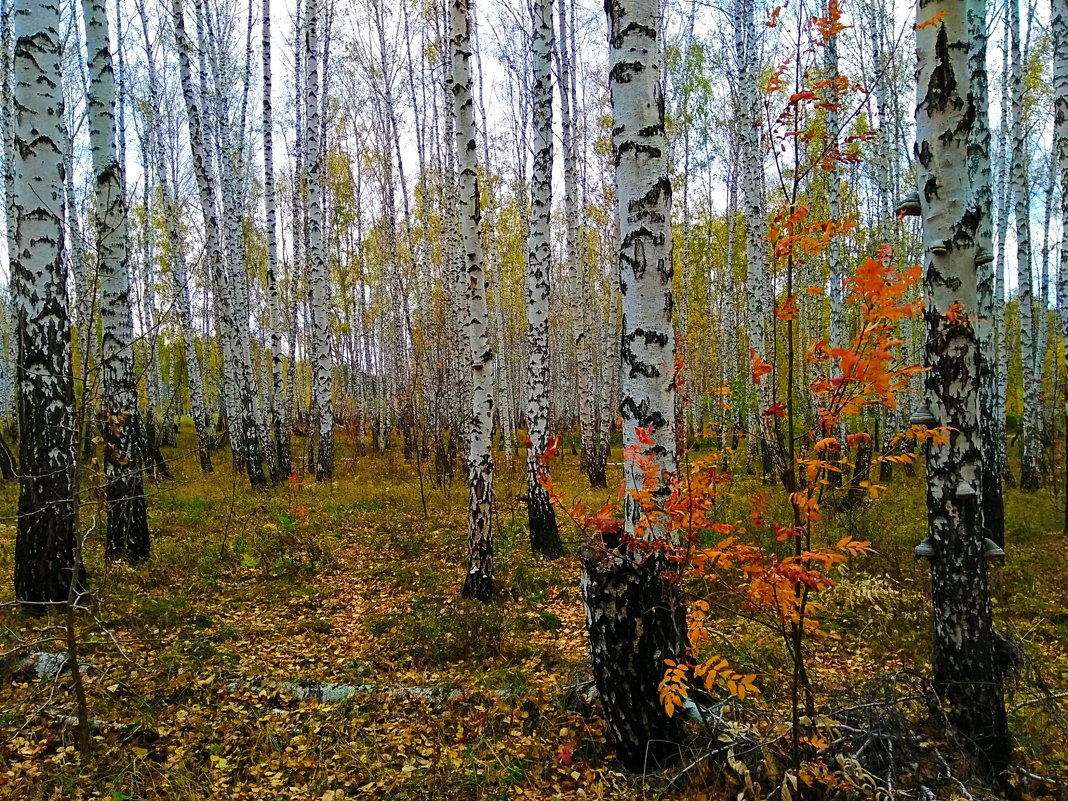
left=12, top=0, right=81, bottom=610
left=581, top=0, right=685, bottom=772
left=914, top=0, right=1009, bottom=774
left=82, top=0, right=149, bottom=562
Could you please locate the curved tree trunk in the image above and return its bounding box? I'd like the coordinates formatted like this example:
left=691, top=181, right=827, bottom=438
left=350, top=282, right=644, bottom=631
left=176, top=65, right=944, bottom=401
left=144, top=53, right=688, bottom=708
left=1010, top=0, right=1041, bottom=491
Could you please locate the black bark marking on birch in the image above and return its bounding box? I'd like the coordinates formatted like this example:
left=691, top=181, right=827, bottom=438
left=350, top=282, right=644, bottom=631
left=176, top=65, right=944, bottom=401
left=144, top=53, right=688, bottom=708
left=580, top=545, right=686, bottom=771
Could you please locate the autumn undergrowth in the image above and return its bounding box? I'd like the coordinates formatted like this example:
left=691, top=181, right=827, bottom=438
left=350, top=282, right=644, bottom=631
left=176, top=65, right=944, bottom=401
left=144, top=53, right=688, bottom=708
left=0, top=430, right=1066, bottom=799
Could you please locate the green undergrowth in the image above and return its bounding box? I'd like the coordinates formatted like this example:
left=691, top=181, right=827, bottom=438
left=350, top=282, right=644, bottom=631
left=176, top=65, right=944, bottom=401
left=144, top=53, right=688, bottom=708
left=0, top=430, right=1065, bottom=799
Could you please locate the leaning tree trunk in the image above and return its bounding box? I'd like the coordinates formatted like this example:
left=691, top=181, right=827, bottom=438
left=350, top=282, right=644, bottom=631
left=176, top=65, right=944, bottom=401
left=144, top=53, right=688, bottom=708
left=524, top=0, right=562, bottom=558
left=172, top=0, right=265, bottom=488
left=452, top=0, right=495, bottom=603
left=914, top=0, right=1010, bottom=776
left=581, top=0, right=686, bottom=773
left=11, top=0, right=81, bottom=611
left=82, top=0, right=150, bottom=563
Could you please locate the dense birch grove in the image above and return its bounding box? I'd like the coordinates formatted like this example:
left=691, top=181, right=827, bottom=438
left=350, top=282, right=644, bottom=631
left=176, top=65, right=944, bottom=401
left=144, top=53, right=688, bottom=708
left=3, top=0, right=1068, bottom=790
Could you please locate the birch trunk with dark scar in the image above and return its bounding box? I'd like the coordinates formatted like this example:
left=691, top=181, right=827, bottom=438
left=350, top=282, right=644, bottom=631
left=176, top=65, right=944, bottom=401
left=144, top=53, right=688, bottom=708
left=1010, top=0, right=1040, bottom=491
left=580, top=0, right=686, bottom=772
left=263, top=0, right=290, bottom=478
left=305, top=0, right=333, bottom=480
left=12, top=0, right=81, bottom=611
left=525, top=0, right=561, bottom=558
left=82, top=0, right=150, bottom=562
left=1056, top=0, right=1068, bottom=533
left=969, top=0, right=1003, bottom=544
left=914, top=0, right=1009, bottom=775
left=452, top=0, right=495, bottom=603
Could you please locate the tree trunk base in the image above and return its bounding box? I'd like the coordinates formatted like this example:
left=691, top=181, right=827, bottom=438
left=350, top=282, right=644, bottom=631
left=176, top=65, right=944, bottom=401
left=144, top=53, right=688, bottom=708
left=580, top=537, right=687, bottom=772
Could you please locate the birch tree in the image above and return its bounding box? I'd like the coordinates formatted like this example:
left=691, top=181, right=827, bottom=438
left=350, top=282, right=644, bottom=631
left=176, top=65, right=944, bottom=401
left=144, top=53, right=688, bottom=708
left=1010, top=0, right=1040, bottom=491
left=733, top=0, right=781, bottom=482
left=135, top=0, right=214, bottom=474
left=914, top=0, right=1009, bottom=774
left=580, top=0, right=686, bottom=771
left=12, top=0, right=80, bottom=610
left=306, top=0, right=333, bottom=480
left=172, top=0, right=266, bottom=487
left=525, top=0, right=561, bottom=558
left=82, top=0, right=149, bottom=562
left=263, top=0, right=290, bottom=477
left=453, top=0, right=495, bottom=603
left=1056, top=0, right=1068, bottom=535
left=970, top=0, right=1003, bottom=543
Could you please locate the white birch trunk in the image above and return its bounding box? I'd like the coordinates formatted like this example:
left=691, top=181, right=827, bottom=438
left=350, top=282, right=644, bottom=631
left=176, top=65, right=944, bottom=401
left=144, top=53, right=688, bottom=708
left=734, top=0, right=781, bottom=481
left=969, top=0, right=1003, bottom=542
left=580, top=0, right=685, bottom=771
left=1010, top=0, right=1041, bottom=490
left=263, top=0, right=291, bottom=477
left=453, top=0, right=495, bottom=602
left=82, top=0, right=150, bottom=562
left=12, top=0, right=80, bottom=609
left=525, top=0, right=561, bottom=557
left=914, top=0, right=1009, bottom=773
left=305, top=0, right=333, bottom=480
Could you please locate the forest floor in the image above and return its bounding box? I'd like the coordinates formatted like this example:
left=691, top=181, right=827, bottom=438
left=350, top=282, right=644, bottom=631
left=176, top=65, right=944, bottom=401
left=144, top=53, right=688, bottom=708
left=0, top=430, right=1067, bottom=800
